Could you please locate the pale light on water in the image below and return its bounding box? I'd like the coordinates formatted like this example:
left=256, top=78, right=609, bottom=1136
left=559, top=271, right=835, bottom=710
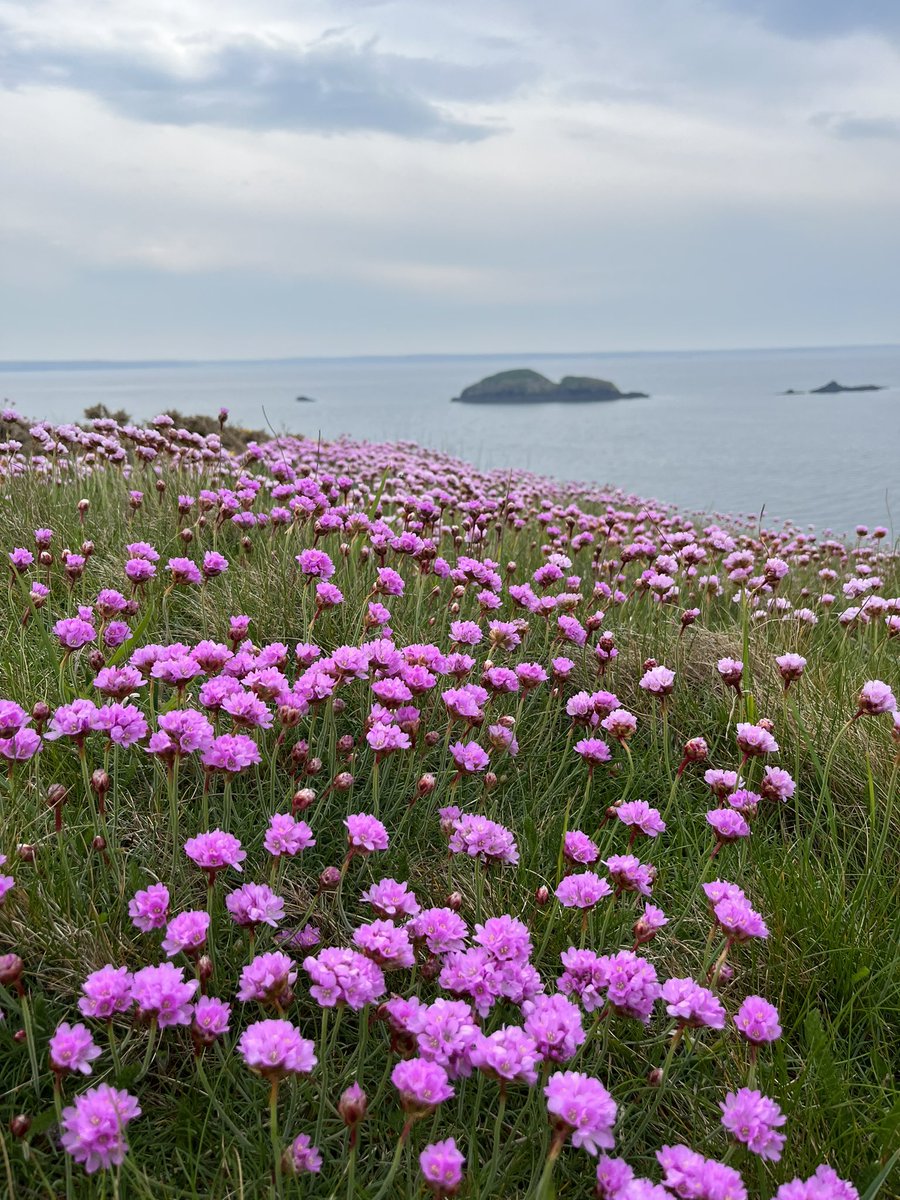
left=2, top=345, right=898, bottom=533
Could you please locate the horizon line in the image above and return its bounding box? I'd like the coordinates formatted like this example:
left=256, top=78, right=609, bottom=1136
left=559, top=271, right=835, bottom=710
left=1, top=341, right=900, bottom=372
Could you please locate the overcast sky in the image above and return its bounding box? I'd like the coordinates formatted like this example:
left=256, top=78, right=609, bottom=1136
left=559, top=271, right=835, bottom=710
left=2, top=0, right=900, bottom=359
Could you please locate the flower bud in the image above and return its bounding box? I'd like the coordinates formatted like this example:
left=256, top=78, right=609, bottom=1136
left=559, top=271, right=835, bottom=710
left=17, top=844, right=35, bottom=863
left=0, top=954, right=24, bottom=986
left=39, top=550, right=53, bottom=568
left=424, top=730, right=440, bottom=747
left=420, top=957, right=441, bottom=982
left=305, top=757, right=323, bottom=777
left=647, top=1068, right=663, bottom=1088
left=447, top=891, right=463, bottom=912
left=333, top=772, right=354, bottom=792
left=417, top=773, right=436, bottom=797
left=91, top=769, right=110, bottom=798
left=31, top=701, right=50, bottom=729
left=9, top=1114, right=31, bottom=1139
left=683, top=737, right=708, bottom=763
left=81, top=541, right=94, bottom=558
left=318, top=866, right=341, bottom=892
left=484, top=771, right=498, bottom=791
left=642, top=658, right=658, bottom=672
left=338, top=1082, right=368, bottom=1129
left=197, top=955, right=214, bottom=989
left=290, top=740, right=309, bottom=767
left=292, top=788, right=316, bottom=813
left=535, top=885, right=550, bottom=906
left=277, top=703, right=302, bottom=728
left=47, top=783, right=68, bottom=809
left=338, top=734, right=355, bottom=756
left=758, top=717, right=775, bottom=734
left=88, top=649, right=106, bottom=672
left=332, top=697, right=346, bottom=715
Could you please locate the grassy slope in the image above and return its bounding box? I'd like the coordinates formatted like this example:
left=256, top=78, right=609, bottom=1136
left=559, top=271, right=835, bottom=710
left=0, top=448, right=897, bottom=1199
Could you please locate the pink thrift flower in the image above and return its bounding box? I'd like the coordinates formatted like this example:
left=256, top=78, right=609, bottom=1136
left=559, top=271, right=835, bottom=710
left=616, top=801, right=665, bottom=839
left=184, top=830, right=246, bottom=876
left=420, top=1137, right=465, bottom=1196
left=128, top=883, right=170, bottom=932
left=289, top=1134, right=322, bottom=1174
left=555, top=872, right=613, bottom=910
left=49, top=1022, right=102, bottom=1075
left=734, top=995, right=782, bottom=1044
left=720, top=1089, right=786, bottom=1161
left=131, top=963, right=198, bottom=1027
left=60, top=1084, right=141, bottom=1174
left=78, top=966, right=133, bottom=1020
left=264, top=812, right=315, bottom=857
left=238, top=1018, right=317, bottom=1078
left=161, top=911, right=210, bottom=958
left=226, top=884, right=285, bottom=929
left=345, top=813, right=389, bottom=853
left=544, top=1069, right=617, bottom=1154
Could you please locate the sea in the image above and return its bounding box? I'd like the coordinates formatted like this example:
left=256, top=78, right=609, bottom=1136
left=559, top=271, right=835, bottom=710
left=2, top=345, right=898, bottom=535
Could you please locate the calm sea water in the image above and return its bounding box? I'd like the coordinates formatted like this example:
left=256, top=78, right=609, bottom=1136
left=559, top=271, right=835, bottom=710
left=2, top=346, right=898, bottom=534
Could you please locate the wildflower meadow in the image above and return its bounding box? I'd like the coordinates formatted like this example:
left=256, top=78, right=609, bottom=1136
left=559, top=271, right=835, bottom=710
left=0, top=406, right=897, bottom=1199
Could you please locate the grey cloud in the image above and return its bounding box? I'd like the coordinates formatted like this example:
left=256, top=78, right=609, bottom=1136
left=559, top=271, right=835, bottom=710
left=812, top=110, right=900, bottom=140
left=713, top=0, right=900, bottom=40
left=0, top=27, right=525, bottom=140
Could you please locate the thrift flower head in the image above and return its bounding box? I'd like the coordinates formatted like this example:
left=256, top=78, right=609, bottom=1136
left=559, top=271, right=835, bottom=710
left=734, top=995, right=782, bottom=1044
left=128, top=883, right=170, bottom=932
left=201, top=734, right=262, bottom=773
left=50, top=1022, right=102, bottom=1075
left=575, top=737, right=612, bottom=767
left=657, top=1145, right=747, bottom=1200
left=79, top=966, right=133, bottom=1020
left=361, top=877, right=420, bottom=919
left=661, top=978, right=726, bottom=1029
left=237, top=951, right=297, bottom=1006
left=192, top=996, right=231, bottom=1044
left=736, top=722, right=779, bottom=758
left=596, top=1156, right=634, bottom=1199
left=856, top=680, right=896, bottom=715
left=616, top=801, right=665, bottom=839
left=303, top=947, right=386, bottom=1009
left=773, top=1165, right=858, bottom=1200
left=471, top=1025, right=540, bottom=1085
left=60, top=1084, right=140, bottom=1174
left=760, top=767, right=796, bottom=803
left=131, top=963, right=198, bottom=1027
left=720, top=1089, right=786, bottom=1161
left=420, top=1138, right=465, bottom=1196
left=226, top=884, right=285, bottom=928
left=449, top=814, right=519, bottom=865
left=639, top=666, right=675, bottom=697
left=238, top=1018, right=317, bottom=1078
left=523, top=993, right=586, bottom=1062
left=392, top=1057, right=454, bottom=1113
left=289, top=1134, right=322, bottom=1175
left=345, top=813, right=389, bottom=853
left=161, top=910, right=210, bottom=958
left=184, top=830, right=246, bottom=875
left=556, top=872, right=613, bottom=910
left=544, top=1070, right=617, bottom=1154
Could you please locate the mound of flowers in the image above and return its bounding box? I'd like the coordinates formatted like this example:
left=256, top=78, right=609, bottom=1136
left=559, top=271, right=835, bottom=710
left=0, top=405, right=894, bottom=1197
